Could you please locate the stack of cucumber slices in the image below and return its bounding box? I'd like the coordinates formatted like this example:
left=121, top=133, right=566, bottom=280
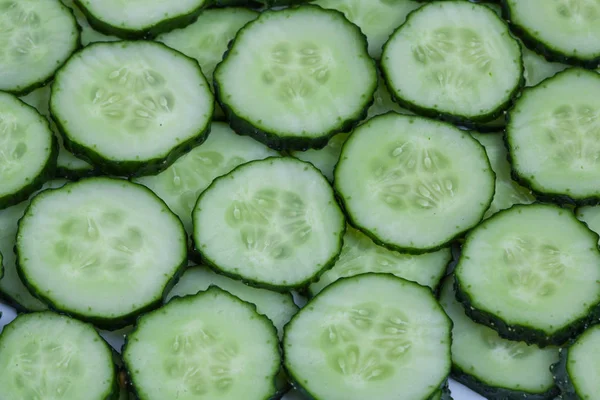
left=3, top=0, right=600, bottom=399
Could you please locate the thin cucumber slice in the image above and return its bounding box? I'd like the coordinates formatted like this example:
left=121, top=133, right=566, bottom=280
left=367, top=74, right=413, bottom=119
left=166, top=265, right=299, bottom=337
left=124, top=287, right=281, bottom=400
left=455, top=203, right=600, bottom=346
left=284, top=273, right=452, bottom=400
left=50, top=41, right=214, bottom=176
left=0, top=312, right=117, bottom=400
left=60, top=0, right=119, bottom=45
left=381, top=1, right=523, bottom=125
left=440, top=277, right=559, bottom=399
left=335, top=113, right=495, bottom=253
left=16, top=177, right=187, bottom=329
left=0, top=91, right=56, bottom=209
left=0, top=180, right=67, bottom=311
left=308, top=226, right=450, bottom=296
left=134, top=122, right=278, bottom=235
left=577, top=205, right=600, bottom=245
left=504, top=0, right=600, bottom=67
left=522, top=46, right=568, bottom=87
left=21, top=86, right=95, bottom=178
left=214, top=5, right=377, bottom=151
left=0, top=0, right=79, bottom=95
left=507, top=68, right=600, bottom=203
left=471, top=132, right=535, bottom=219
left=311, top=0, right=421, bottom=59
left=193, top=157, right=345, bottom=291
left=74, top=0, right=210, bottom=39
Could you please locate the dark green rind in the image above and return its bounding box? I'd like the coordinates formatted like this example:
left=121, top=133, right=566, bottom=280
left=123, top=287, right=282, bottom=400
left=550, top=348, right=580, bottom=400
left=334, top=112, right=496, bottom=255
left=74, top=0, right=210, bottom=40
left=455, top=203, right=600, bottom=347
left=381, top=3, right=525, bottom=128
left=15, top=177, right=189, bottom=330
left=214, top=0, right=261, bottom=6
left=214, top=5, right=377, bottom=151
left=0, top=252, right=3, bottom=280
left=501, top=1, right=600, bottom=68
left=261, top=0, right=311, bottom=6
left=50, top=41, right=214, bottom=177
left=56, top=163, right=98, bottom=180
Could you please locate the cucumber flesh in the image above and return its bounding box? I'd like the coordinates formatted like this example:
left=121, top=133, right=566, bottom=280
left=522, top=45, right=568, bottom=87
left=60, top=0, right=119, bottom=45
left=577, top=205, right=600, bottom=245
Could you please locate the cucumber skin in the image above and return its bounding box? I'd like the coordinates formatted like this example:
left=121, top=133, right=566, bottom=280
left=56, top=163, right=98, bottom=180
left=73, top=0, right=209, bottom=40
left=549, top=348, right=582, bottom=400
left=213, top=6, right=377, bottom=152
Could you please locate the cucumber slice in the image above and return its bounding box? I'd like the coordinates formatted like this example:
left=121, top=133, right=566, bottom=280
left=214, top=5, right=377, bottom=151
left=74, top=0, right=209, bottom=39
left=193, top=157, right=345, bottom=291
left=504, top=0, right=600, bottom=67
left=455, top=203, right=600, bottom=346
left=16, top=177, right=187, bottom=329
left=308, top=226, right=450, bottom=296
left=311, top=0, right=421, bottom=59
left=124, top=287, right=281, bottom=400
left=166, top=265, right=299, bottom=337
left=0, top=92, right=56, bottom=209
left=381, top=1, right=523, bottom=125
left=0, top=0, right=79, bottom=95
left=507, top=68, right=600, bottom=203
left=577, top=205, right=600, bottom=245
left=440, top=277, right=559, bottom=399
left=134, top=122, right=277, bottom=235
left=0, top=180, right=67, bottom=311
left=50, top=41, right=214, bottom=176
left=284, top=273, right=452, bottom=400
left=471, top=132, right=535, bottom=219
left=0, top=312, right=117, bottom=400
left=60, top=0, right=119, bottom=45
left=522, top=46, right=568, bottom=87
left=335, top=113, right=495, bottom=253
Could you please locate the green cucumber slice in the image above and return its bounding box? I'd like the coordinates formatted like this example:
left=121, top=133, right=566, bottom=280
left=381, top=1, right=523, bottom=125
left=308, top=226, right=450, bottom=296
left=284, top=273, right=452, bottom=400
left=455, top=203, right=600, bottom=346
left=214, top=5, right=377, bottom=151
left=50, top=41, right=214, bottom=176
left=440, top=277, right=559, bottom=399
left=134, top=122, right=278, bottom=235
left=335, top=113, right=495, bottom=253
left=0, top=312, right=117, bottom=400
left=124, top=287, right=281, bottom=400
left=577, top=205, right=600, bottom=245
left=522, top=46, right=568, bottom=87
left=0, top=91, right=56, bottom=209
left=166, top=265, right=298, bottom=337
left=0, top=0, right=79, bottom=95
left=193, top=157, right=345, bottom=291
left=16, top=177, right=187, bottom=329
left=507, top=68, right=600, bottom=203
left=60, top=0, right=119, bottom=45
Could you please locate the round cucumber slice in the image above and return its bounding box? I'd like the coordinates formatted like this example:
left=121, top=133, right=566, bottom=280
left=50, top=41, right=214, bottom=177
left=193, top=157, right=345, bottom=291
left=335, top=113, right=495, bottom=253
left=0, top=312, right=116, bottom=400
left=16, top=177, right=187, bottom=329
left=284, top=273, right=452, bottom=400
left=124, top=287, right=281, bottom=400
left=60, top=0, right=119, bottom=45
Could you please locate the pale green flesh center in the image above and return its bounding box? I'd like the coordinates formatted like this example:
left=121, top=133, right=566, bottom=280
left=0, top=111, right=29, bottom=182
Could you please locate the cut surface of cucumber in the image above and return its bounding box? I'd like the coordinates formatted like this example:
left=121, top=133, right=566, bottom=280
left=0, top=312, right=116, bottom=400
left=74, top=0, right=209, bottom=39
left=577, top=205, right=600, bottom=245
left=522, top=46, right=568, bottom=87
left=134, top=122, right=277, bottom=235
left=455, top=203, right=600, bottom=346
left=308, top=226, right=450, bottom=296
left=214, top=5, right=377, bottom=151
left=335, top=113, right=495, bottom=252
left=284, top=273, right=452, bottom=400
left=60, top=0, right=119, bottom=45
left=0, top=91, right=56, bottom=209
left=382, top=1, right=523, bottom=124
left=193, top=157, right=345, bottom=290
left=505, top=0, right=600, bottom=66
left=50, top=41, right=214, bottom=176
left=16, top=177, right=187, bottom=329
left=440, top=277, right=559, bottom=399
left=507, top=68, right=600, bottom=203
left=166, top=265, right=298, bottom=337
left=0, top=0, right=79, bottom=95
left=124, top=287, right=281, bottom=400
